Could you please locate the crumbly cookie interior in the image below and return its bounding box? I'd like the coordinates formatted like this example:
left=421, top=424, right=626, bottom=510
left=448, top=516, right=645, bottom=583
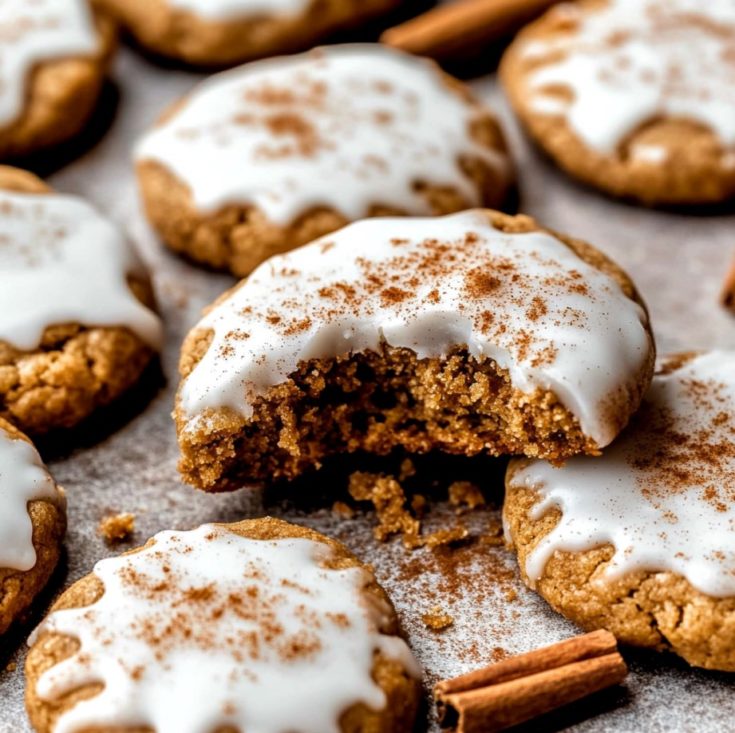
left=179, top=345, right=595, bottom=491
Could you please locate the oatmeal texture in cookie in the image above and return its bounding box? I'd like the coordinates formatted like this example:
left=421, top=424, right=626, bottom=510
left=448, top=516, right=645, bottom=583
left=136, top=44, right=512, bottom=276
left=0, top=417, right=65, bottom=636
left=0, top=0, right=116, bottom=159
left=25, top=517, right=421, bottom=733
left=501, top=0, right=735, bottom=204
left=175, top=209, right=654, bottom=491
left=0, top=166, right=163, bottom=435
left=96, top=0, right=402, bottom=67
left=505, top=351, right=735, bottom=671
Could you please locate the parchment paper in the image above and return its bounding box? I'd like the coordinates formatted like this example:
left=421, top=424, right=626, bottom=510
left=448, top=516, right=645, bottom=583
left=1, top=40, right=734, bottom=732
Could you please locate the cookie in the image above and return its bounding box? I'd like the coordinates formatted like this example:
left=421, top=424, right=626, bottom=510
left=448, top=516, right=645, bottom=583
left=504, top=352, right=735, bottom=671
left=0, top=417, right=65, bottom=636
left=175, top=209, right=655, bottom=491
left=26, top=517, right=421, bottom=733
left=0, top=166, right=163, bottom=435
left=136, top=44, right=512, bottom=277
left=0, top=0, right=116, bottom=160
left=501, top=0, right=735, bottom=205
left=96, top=0, right=401, bottom=67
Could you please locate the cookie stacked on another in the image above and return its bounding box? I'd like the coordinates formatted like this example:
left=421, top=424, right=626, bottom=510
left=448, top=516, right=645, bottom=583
left=135, top=44, right=513, bottom=276
left=0, top=417, right=65, bottom=636
left=0, top=166, right=163, bottom=435
left=26, top=517, right=421, bottom=733
left=501, top=0, right=735, bottom=205
left=0, top=0, right=116, bottom=159
left=97, top=0, right=404, bottom=67
left=175, top=209, right=655, bottom=491
left=505, top=352, right=735, bottom=671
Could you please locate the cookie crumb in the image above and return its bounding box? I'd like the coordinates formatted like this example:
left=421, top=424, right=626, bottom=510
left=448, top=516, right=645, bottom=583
left=421, top=524, right=469, bottom=549
left=422, top=606, right=454, bottom=631
left=98, top=513, right=136, bottom=544
left=448, top=481, right=485, bottom=512
left=348, top=472, right=420, bottom=545
left=5, top=662, right=16, bottom=673
left=331, top=501, right=355, bottom=519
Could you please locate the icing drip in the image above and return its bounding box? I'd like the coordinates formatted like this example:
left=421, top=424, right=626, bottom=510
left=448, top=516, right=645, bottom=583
left=168, top=0, right=311, bottom=21
left=0, top=0, right=99, bottom=128
left=0, top=426, right=61, bottom=571
left=522, top=0, right=735, bottom=154
left=508, top=352, right=735, bottom=598
left=31, top=525, right=420, bottom=733
left=136, top=44, right=507, bottom=225
left=179, top=210, right=652, bottom=448
left=0, top=189, right=163, bottom=351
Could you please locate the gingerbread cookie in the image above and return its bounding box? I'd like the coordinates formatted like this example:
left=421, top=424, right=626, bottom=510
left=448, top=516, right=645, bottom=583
left=505, top=352, right=735, bottom=671
left=0, top=417, right=65, bottom=636
left=26, top=517, right=421, bottom=733
left=501, top=0, right=735, bottom=205
left=0, top=0, right=116, bottom=160
left=96, top=0, right=401, bottom=67
left=175, top=209, right=654, bottom=491
left=0, top=167, right=163, bottom=435
left=136, top=44, right=512, bottom=276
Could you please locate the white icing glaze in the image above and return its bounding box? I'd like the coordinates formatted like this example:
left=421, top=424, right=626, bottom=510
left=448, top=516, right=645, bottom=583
left=0, top=189, right=163, bottom=351
left=0, top=0, right=99, bottom=128
left=168, top=0, right=310, bottom=21
left=31, top=524, right=420, bottom=733
left=523, top=0, right=735, bottom=154
left=136, top=44, right=507, bottom=225
left=179, top=210, right=652, bottom=448
left=0, top=425, right=61, bottom=571
left=507, top=351, right=735, bottom=598
left=630, top=143, right=667, bottom=164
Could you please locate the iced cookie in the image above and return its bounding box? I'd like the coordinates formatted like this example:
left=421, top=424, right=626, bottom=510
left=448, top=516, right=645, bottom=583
left=501, top=0, right=735, bottom=205
left=0, top=417, right=65, bottom=636
left=175, top=209, right=655, bottom=491
left=26, top=517, right=421, bottom=733
left=97, top=0, right=402, bottom=67
left=0, top=0, right=116, bottom=160
left=505, top=352, right=735, bottom=671
left=0, top=167, right=163, bottom=435
left=136, top=44, right=512, bottom=277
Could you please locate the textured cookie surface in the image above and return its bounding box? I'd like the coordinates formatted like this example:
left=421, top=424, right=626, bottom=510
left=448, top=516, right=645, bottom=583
left=96, top=0, right=401, bottom=66
left=0, top=417, right=65, bottom=636
left=0, top=0, right=116, bottom=159
left=176, top=209, right=654, bottom=490
left=26, top=517, right=421, bottom=733
left=136, top=44, right=512, bottom=276
left=505, top=351, right=735, bottom=671
left=501, top=0, right=735, bottom=204
left=0, top=166, right=163, bottom=435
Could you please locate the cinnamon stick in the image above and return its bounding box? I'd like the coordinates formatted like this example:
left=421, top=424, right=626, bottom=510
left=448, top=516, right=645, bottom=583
left=381, top=0, right=562, bottom=60
left=721, top=256, right=735, bottom=313
left=435, top=630, right=627, bottom=732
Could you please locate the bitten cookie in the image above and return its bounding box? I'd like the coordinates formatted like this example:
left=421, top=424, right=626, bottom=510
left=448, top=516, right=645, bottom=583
left=505, top=352, right=735, bottom=671
left=501, top=0, right=735, bottom=205
left=0, top=417, right=65, bottom=636
left=96, top=0, right=402, bottom=67
left=175, top=209, right=655, bottom=491
left=26, top=517, right=421, bottom=733
left=0, top=166, right=163, bottom=435
left=0, top=0, right=116, bottom=160
left=136, top=44, right=512, bottom=277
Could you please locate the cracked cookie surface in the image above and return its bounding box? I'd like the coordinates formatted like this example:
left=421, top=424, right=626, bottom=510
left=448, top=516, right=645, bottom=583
left=0, top=166, right=162, bottom=435
left=504, top=352, right=735, bottom=671
left=0, top=417, right=65, bottom=636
